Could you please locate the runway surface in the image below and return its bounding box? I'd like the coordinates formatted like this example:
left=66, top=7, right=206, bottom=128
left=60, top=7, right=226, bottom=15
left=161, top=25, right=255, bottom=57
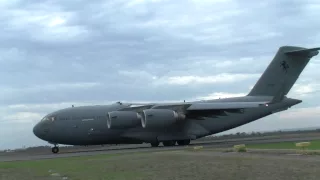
left=1, top=135, right=319, bottom=162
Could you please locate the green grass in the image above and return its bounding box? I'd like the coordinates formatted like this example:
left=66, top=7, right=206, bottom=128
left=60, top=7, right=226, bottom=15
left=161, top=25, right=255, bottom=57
left=246, top=140, right=320, bottom=150
left=2, top=149, right=320, bottom=180
left=0, top=153, right=144, bottom=180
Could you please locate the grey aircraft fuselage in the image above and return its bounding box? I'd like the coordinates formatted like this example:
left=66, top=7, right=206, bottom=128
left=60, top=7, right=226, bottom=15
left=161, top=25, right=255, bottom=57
left=32, top=45, right=320, bottom=153
left=34, top=96, right=301, bottom=146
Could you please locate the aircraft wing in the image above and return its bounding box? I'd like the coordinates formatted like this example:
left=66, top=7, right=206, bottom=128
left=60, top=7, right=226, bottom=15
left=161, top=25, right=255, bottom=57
left=120, top=101, right=269, bottom=119
left=184, top=101, right=269, bottom=119
left=185, top=101, right=269, bottom=110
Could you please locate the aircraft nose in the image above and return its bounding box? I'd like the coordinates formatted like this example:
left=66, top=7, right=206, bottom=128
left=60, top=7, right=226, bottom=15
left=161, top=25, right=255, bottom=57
left=33, top=122, right=46, bottom=140
left=33, top=123, right=43, bottom=139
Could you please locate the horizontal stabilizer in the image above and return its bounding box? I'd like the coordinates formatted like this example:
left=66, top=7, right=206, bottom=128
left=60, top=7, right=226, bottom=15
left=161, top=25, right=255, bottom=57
left=284, top=47, right=320, bottom=57
left=187, top=102, right=269, bottom=111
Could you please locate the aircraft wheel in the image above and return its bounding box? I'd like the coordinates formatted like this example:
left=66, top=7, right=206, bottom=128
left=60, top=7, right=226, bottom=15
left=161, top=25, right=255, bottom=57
left=150, top=142, right=159, bottom=147
left=177, top=139, right=190, bottom=146
left=184, top=139, right=190, bottom=145
left=163, top=140, right=176, bottom=146
left=177, top=140, right=184, bottom=145
left=52, top=146, right=59, bottom=154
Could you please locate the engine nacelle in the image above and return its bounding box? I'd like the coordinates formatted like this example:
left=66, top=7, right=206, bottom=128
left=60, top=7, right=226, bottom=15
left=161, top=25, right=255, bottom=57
left=107, top=111, right=142, bottom=129
left=141, top=109, right=186, bottom=128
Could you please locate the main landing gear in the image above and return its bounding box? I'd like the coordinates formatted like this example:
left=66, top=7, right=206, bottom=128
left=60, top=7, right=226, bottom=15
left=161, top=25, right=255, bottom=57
left=177, top=139, right=190, bottom=146
left=163, top=140, right=176, bottom=146
left=150, top=139, right=191, bottom=147
left=52, top=145, right=59, bottom=154
left=151, top=142, right=160, bottom=147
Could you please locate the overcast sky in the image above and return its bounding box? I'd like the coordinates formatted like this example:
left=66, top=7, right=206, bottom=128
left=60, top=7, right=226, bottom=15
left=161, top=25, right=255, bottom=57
left=1, top=0, right=320, bottom=150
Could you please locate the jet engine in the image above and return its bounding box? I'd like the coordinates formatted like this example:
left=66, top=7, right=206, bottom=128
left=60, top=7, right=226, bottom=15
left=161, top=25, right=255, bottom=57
left=107, top=111, right=142, bottom=129
left=141, top=109, right=186, bottom=128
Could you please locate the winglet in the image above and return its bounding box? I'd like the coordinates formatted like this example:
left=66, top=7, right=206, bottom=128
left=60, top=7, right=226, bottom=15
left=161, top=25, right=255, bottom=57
left=284, top=47, right=320, bottom=57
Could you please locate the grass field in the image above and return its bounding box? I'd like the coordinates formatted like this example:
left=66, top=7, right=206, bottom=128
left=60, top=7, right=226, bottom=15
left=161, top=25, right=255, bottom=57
left=0, top=153, right=142, bottom=180
left=246, top=140, right=320, bottom=150
left=1, top=149, right=320, bottom=180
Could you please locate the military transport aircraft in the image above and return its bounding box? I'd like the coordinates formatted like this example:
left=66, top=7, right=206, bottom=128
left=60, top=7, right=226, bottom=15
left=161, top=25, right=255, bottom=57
left=33, top=46, right=320, bottom=153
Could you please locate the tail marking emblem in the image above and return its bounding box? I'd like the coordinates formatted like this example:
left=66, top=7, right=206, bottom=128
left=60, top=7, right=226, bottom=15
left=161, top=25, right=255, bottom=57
left=280, top=60, right=289, bottom=73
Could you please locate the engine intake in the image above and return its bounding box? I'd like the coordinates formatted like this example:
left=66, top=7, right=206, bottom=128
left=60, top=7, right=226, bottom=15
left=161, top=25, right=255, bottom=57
left=141, top=109, right=186, bottom=128
left=107, top=111, right=142, bottom=129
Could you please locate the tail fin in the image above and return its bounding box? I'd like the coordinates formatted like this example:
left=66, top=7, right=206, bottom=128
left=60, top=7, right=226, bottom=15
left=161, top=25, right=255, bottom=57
left=248, top=46, right=320, bottom=97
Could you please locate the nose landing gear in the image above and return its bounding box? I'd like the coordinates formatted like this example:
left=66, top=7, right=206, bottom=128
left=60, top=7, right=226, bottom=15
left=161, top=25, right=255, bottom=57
left=52, top=145, right=59, bottom=154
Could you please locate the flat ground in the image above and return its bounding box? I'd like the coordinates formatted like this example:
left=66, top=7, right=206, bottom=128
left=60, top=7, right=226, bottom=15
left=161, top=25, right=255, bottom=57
left=1, top=149, right=320, bottom=180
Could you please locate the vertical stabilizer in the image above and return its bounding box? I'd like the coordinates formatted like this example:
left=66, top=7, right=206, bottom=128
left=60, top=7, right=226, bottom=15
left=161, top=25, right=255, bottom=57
left=248, top=46, right=320, bottom=97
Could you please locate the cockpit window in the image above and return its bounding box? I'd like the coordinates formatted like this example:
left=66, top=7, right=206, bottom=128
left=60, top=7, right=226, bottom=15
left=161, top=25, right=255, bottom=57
left=41, top=117, right=49, bottom=122
left=50, top=116, right=56, bottom=121
left=41, top=116, right=56, bottom=122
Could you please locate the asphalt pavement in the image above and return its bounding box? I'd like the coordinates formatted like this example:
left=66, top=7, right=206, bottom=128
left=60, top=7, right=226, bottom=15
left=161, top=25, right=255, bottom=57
left=1, top=135, right=319, bottom=162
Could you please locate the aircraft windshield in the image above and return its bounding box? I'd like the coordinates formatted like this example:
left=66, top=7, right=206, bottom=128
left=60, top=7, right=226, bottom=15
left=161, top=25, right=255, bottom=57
left=41, top=116, right=56, bottom=122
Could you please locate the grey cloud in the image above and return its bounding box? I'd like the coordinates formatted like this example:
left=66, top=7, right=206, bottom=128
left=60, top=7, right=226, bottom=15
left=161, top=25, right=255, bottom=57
left=0, top=78, right=253, bottom=105
left=0, top=0, right=318, bottom=96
